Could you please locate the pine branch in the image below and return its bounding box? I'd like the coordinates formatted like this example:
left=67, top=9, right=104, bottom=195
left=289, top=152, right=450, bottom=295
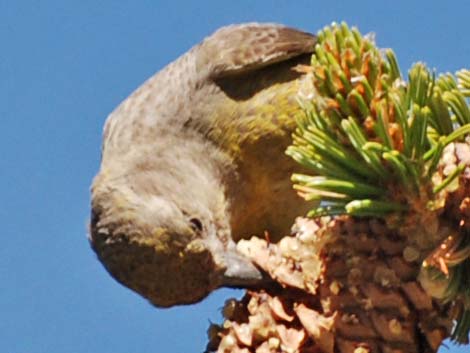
left=288, top=22, right=470, bottom=344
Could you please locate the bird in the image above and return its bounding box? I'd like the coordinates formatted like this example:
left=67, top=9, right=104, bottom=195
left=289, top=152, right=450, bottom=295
left=89, top=23, right=316, bottom=307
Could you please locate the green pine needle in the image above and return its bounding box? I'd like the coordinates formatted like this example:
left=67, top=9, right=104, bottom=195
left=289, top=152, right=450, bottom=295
left=288, top=22, right=470, bottom=343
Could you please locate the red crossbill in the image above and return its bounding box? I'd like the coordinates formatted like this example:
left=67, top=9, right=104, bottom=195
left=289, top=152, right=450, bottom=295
left=90, top=23, right=315, bottom=307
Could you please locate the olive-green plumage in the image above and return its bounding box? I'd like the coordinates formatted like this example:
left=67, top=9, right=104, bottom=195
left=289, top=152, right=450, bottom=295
left=89, top=23, right=316, bottom=307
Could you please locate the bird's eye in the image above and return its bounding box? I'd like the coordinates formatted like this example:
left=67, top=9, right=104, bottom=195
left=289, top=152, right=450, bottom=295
left=189, top=218, right=204, bottom=232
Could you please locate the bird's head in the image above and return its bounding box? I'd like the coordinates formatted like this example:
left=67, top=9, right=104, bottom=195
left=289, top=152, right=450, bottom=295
left=89, top=140, right=264, bottom=307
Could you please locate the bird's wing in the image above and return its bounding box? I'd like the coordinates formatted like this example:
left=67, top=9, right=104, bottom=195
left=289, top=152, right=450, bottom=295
left=198, top=23, right=316, bottom=78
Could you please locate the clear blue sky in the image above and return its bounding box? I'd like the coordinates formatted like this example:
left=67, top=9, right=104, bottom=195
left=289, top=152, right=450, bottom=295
left=1, top=1, right=468, bottom=352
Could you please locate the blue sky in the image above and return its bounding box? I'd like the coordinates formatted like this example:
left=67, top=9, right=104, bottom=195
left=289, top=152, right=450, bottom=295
left=1, top=1, right=469, bottom=352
